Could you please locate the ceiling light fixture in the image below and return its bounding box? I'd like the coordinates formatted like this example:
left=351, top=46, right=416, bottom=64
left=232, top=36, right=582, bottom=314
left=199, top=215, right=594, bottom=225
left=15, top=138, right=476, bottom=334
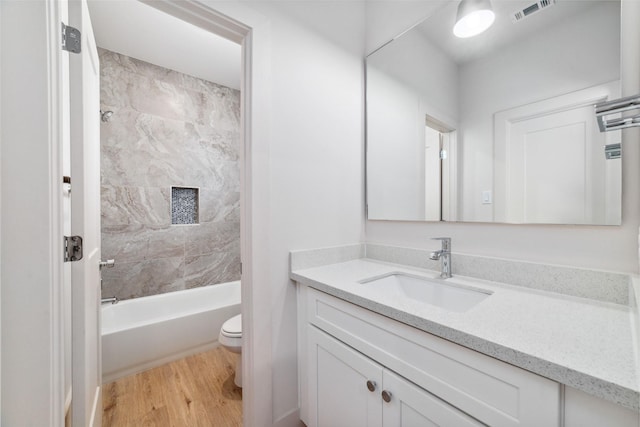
left=453, top=0, right=495, bottom=38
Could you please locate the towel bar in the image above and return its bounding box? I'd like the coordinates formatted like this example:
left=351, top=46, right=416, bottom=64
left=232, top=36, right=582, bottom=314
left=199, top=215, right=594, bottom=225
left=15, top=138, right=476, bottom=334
left=595, top=93, right=640, bottom=132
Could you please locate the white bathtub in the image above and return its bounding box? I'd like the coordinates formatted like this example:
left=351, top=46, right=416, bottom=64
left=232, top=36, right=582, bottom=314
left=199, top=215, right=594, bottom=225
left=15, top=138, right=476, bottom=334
left=101, top=281, right=241, bottom=383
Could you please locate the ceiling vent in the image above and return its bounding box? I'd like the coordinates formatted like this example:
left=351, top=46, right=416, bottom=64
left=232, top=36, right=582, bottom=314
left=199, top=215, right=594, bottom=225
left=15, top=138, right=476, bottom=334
left=511, top=0, right=556, bottom=23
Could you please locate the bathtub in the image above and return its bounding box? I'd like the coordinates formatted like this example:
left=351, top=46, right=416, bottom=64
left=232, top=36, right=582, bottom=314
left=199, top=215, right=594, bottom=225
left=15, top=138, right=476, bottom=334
left=101, top=281, right=241, bottom=383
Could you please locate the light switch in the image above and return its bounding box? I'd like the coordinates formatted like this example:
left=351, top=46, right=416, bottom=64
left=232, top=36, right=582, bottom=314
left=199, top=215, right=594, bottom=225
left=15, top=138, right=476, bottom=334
left=482, top=190, right=492, bottom=204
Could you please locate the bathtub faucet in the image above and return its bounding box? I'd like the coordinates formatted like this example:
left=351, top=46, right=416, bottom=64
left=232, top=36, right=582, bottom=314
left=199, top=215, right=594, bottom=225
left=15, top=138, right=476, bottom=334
left=101, top=296, right=119, bottom=305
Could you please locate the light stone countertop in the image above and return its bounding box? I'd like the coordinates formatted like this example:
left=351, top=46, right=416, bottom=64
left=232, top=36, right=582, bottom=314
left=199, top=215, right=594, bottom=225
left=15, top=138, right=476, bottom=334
left=291, top=258, right=640, bottom=411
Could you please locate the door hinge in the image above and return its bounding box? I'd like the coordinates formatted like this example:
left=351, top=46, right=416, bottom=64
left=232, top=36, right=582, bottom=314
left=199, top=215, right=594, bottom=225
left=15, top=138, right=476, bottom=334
left=64, top=235, right=83, bottom=262
left=604, top=143, right=622, bottom=160
left=440, top=149, right=448, bottom=160
left=61, top=23, right=81, bottom=54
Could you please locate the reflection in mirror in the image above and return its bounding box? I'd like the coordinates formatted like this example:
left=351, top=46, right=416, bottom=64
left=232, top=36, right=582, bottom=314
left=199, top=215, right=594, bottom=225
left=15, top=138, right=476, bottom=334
left=366, top=0, right=622, bottom=225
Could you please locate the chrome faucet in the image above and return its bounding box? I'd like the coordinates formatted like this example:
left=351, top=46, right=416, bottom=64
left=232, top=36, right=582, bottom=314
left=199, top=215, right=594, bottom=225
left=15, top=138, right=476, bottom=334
left=429, top=237, right=452, bottom=279
left=101, top=296, right=119, bottom=305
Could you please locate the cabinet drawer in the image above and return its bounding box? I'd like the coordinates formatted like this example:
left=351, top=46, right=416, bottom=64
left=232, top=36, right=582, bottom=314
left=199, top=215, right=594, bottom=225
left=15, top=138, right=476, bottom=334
left=306, top=288, right=560, bottom=427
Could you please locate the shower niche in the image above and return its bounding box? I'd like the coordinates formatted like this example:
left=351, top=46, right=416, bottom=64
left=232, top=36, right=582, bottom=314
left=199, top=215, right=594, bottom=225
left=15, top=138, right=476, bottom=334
left=171, top=186, right=199, bottom=225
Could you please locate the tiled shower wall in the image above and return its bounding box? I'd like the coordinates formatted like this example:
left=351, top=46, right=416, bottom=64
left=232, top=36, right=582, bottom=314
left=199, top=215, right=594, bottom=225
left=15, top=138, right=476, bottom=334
left=99, top=48, right=241, bottom=300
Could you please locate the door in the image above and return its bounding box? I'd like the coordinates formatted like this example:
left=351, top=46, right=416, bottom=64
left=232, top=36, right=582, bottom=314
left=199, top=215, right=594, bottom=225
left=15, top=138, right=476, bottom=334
left=69, top=0, right=102, bottom=425
left=494, top=81, right=620, bottom=224
left=308, top=326, right=383, bottom=427
left=507, top=107, right=597, bottom=224
left=382, top=370, right=485, bottom=427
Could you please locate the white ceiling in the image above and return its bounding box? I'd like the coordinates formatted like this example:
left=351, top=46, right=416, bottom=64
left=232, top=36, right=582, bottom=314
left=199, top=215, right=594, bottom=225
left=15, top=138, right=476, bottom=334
left=415, top=0, right=606, bottom=64
left=87, top=0, right=242, bottom=90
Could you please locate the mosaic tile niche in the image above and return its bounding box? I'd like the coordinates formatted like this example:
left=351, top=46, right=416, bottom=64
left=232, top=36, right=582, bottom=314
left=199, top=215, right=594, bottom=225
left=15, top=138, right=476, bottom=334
left=171, top=187, right=199, bottom=225
left=99, top=48, right=241, bottom=300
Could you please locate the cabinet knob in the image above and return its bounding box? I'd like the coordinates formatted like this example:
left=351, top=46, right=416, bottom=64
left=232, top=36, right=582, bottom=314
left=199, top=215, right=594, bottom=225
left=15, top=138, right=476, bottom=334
left=381, top=390, right=392, bottom=403
left=366, top=380, right=377, bottom=392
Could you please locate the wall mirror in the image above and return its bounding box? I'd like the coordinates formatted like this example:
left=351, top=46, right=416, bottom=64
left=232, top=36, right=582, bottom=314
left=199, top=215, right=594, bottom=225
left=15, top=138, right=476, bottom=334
left=366, top=0, right=622, bottom=224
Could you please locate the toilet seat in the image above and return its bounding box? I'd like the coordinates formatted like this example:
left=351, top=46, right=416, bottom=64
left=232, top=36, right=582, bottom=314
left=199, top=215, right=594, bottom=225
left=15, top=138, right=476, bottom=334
left=221, top=314, right=242, bottom=338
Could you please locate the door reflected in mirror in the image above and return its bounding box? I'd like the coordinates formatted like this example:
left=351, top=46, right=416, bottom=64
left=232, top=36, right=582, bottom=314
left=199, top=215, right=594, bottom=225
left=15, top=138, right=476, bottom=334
left=366, top=0, right=622, bottom=225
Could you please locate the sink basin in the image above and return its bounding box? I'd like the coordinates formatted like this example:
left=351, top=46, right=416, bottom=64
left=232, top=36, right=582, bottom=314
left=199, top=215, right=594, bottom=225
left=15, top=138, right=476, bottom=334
left=359, top=272, right=492, bottom=312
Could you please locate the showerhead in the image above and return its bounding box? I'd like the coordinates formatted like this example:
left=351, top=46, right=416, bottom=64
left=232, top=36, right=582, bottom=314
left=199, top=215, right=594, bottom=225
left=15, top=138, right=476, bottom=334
left=100, top=110, right=114, bottom=123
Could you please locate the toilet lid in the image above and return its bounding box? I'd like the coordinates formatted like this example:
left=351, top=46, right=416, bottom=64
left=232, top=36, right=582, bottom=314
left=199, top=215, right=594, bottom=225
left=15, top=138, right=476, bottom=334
left=221, top=314, right=242, bottom=337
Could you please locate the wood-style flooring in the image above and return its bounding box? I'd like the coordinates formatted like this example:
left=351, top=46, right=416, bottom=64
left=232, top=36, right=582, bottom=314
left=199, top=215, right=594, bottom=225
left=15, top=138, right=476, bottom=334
left=102, top=347, right=242, bottom=427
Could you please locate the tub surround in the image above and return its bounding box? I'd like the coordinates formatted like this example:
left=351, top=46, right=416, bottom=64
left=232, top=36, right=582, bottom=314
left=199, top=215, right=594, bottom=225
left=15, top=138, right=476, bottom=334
left=290, top=244, right=640, bottom=411
left=99, top=48, right=241, bottom=300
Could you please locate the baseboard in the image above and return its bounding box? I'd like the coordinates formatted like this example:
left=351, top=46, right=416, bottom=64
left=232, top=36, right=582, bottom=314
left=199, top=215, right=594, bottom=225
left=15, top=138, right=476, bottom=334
left=273, top=408, right=304, bottom=427
left=102, top=342, right=220, bottom=383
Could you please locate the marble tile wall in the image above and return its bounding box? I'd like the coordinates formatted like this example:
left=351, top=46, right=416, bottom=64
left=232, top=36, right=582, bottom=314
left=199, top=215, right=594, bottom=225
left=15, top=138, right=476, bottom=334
left=99, top=48, right=241, bottom=300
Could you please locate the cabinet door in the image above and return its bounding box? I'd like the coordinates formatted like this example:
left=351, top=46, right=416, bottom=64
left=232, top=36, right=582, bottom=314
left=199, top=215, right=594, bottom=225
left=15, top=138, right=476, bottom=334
left=308, top=326, right=383, bottom=427
left=382, top=370, right=486, bottom=427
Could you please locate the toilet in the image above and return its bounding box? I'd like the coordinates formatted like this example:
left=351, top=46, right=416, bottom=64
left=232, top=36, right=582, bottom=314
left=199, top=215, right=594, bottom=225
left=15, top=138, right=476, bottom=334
left=219, top=314, right=242, bottom=387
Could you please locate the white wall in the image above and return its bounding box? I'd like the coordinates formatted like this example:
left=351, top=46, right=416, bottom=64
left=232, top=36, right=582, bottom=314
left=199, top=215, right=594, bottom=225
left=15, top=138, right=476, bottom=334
left=458, top=2, right=620, bottom=221
left=366, top=0, right=640, bottom=274
left=367, top=28, right=457, bottom=220
left=258, top=4, right=365, bottom=422
left=367, top=63, right=425, bottom=219
left=207, top=2, right=366, bottom=425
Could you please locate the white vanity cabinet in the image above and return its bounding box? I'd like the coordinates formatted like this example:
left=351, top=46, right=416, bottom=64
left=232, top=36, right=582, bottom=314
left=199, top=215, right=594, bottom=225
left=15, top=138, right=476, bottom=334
left=298, top=286, right=562, bottom=427
left=309, top=325, right=485, bottom=427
